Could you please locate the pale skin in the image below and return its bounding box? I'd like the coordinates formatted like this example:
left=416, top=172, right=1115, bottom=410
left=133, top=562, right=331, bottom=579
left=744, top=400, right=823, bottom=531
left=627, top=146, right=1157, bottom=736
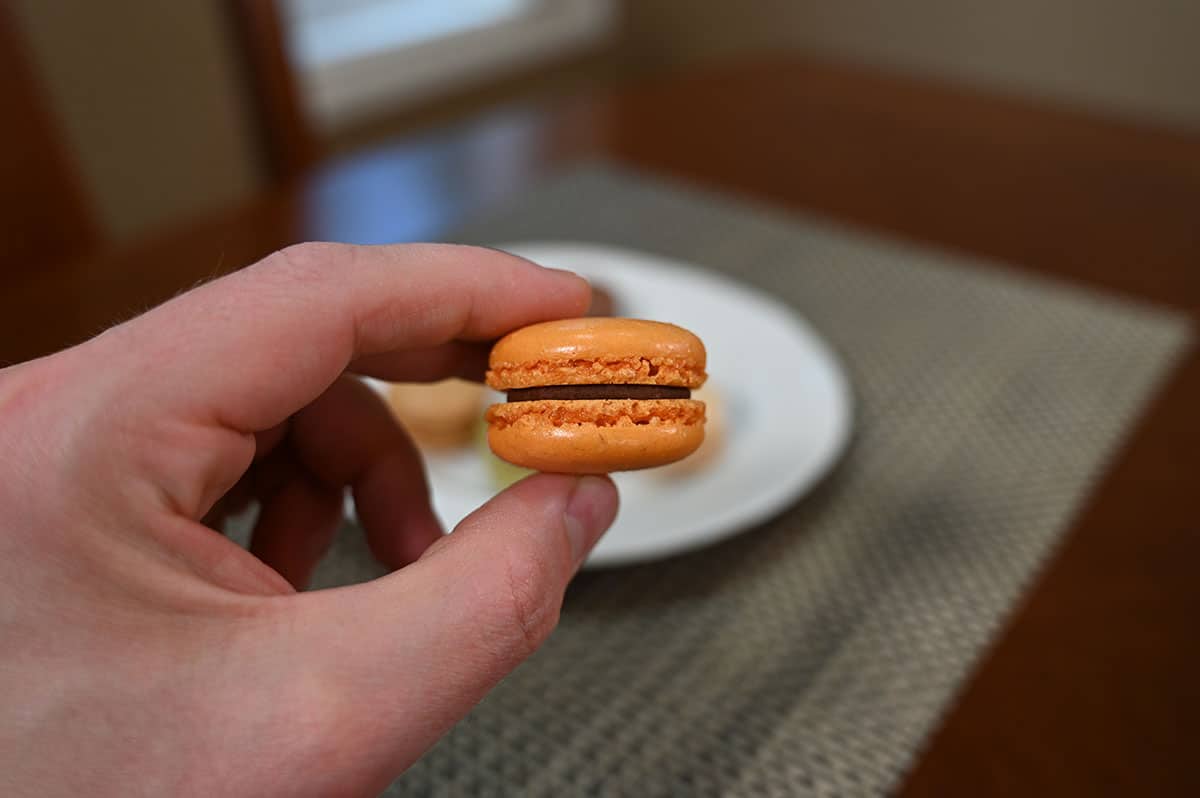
left=0, top=243, right=619, bottom=797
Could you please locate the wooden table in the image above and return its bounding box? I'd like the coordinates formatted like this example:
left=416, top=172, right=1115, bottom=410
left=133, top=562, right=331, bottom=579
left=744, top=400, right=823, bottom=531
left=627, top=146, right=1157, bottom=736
left=6, top=57, right=1200, bottom=795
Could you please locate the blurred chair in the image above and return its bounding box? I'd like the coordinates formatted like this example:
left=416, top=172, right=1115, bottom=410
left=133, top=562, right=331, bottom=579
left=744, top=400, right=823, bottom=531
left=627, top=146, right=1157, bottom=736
left=227, top=0, right=324, bottom=183
left=0, top=2, right=99, bottom=273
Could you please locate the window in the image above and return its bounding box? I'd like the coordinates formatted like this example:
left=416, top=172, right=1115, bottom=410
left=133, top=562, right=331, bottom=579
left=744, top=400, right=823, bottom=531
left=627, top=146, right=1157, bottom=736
left=281, top=0, right=615, bottom=131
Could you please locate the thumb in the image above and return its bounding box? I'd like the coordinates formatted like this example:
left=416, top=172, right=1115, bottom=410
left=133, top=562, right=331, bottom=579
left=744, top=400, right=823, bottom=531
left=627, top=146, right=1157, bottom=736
left=280, top=474, right=617, bottom=789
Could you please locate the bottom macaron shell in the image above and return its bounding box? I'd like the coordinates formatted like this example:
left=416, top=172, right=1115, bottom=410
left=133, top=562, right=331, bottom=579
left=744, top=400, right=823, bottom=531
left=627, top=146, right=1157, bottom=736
left=486, top=398, right=706, bottom=473
left=488, top=420, right=705, bottom=473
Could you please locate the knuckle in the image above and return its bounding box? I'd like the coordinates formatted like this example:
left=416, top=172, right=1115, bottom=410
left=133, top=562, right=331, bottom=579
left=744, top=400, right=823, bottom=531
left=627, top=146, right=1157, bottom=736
left=264, top=241, right=345, bottom=284
left=418, top=532, right=457, bottom=562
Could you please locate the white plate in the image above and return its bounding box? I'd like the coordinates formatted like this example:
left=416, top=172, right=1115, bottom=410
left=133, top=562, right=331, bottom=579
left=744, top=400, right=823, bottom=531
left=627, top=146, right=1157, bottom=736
left=360, top=242, right=853, bottom=568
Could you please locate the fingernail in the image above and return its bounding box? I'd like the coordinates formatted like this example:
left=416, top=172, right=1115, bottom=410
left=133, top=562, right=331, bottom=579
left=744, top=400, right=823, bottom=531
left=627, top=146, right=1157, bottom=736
left=563, top=475, right=617, bottom=566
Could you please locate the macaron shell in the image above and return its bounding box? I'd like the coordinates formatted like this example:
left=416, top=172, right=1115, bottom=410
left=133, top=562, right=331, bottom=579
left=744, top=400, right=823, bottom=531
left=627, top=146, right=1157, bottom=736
left=487, top=317, right=706, bottom=390
left=489, top=356, right=704, bottom=390
left=491, top=317, right=705, bottom=364
left=488, top=414, right=705, bottom=473
left=487, top=397, right=705, bottom=429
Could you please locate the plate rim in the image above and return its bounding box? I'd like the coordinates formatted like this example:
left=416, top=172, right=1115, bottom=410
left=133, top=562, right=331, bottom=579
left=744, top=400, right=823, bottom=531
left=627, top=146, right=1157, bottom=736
left=499, top=241, right=854, bottom=567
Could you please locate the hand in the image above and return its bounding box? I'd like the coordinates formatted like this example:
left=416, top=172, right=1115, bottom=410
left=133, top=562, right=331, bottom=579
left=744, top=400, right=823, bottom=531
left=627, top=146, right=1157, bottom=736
left=0, top=243, right=618, bottom=797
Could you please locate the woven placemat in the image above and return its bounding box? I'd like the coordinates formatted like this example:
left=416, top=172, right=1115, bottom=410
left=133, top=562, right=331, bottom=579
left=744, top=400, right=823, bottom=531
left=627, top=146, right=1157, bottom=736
left=307, top=165, right=1191, bottom=796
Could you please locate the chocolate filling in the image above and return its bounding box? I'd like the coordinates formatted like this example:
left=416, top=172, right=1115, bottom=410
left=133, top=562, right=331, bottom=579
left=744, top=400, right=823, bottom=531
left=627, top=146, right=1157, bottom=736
left=506, top=384, right=691, bottom=402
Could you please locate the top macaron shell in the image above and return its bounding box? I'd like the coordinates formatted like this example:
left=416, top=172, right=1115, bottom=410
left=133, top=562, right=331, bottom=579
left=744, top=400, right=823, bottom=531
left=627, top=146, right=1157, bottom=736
left=484, top=318, right=709, bottom=474
left=487, top=318, right=707, bottom=390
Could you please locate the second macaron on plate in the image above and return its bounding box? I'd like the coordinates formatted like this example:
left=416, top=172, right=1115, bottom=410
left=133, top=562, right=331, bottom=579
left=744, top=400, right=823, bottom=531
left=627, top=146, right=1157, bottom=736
left=361, top=242, right=853, bottom=569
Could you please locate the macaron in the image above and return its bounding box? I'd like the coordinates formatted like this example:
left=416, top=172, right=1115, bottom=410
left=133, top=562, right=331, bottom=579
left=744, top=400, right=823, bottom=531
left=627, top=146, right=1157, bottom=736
left=484, top=318, right=708, bottom=473
left=386, top=378, right=484, bottom=449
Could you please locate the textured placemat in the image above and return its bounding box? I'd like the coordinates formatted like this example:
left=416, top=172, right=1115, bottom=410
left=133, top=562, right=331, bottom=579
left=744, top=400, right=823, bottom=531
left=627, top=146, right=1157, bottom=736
left=304, top=164, right=1191, bottom=796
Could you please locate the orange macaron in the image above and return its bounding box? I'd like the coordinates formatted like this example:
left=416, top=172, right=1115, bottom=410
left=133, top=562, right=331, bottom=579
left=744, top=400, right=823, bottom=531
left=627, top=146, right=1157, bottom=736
left=484, top=318, right=708, bottom=473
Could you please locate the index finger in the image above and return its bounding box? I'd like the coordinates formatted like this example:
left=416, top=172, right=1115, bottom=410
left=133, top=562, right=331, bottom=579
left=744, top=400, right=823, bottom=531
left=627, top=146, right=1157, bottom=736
left=90, top=243, right=590, bottom=433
